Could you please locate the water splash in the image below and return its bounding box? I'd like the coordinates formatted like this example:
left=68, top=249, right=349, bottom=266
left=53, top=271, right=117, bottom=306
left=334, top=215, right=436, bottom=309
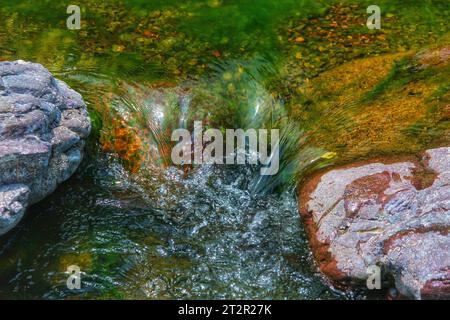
left=96, top=56, right=333, bottom=196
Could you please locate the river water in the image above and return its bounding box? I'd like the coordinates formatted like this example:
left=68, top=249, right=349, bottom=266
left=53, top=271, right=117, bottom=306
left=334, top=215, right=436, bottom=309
left=0, top=0, right=448, bottom=299
left=0, top=148, right=361, bottom=299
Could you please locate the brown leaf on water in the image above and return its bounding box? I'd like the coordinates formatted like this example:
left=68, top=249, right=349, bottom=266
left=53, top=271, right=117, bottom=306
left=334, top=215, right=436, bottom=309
left=142, top=30, right=159, bottom=39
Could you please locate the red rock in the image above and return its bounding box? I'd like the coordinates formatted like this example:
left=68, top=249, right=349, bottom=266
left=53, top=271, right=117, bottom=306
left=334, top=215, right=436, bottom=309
left=299, top=147, right=450, bottom=299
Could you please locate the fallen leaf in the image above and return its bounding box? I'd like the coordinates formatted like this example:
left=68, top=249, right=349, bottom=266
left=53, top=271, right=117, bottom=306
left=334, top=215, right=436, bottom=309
left=112, top=44, right=125, bottom=52
left=321, top=151, right=337, bottom=160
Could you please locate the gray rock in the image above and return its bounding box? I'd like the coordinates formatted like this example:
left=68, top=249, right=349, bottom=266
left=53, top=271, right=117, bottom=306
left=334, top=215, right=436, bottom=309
left=0, top=60, right=91, bottom=235
left=0, top=184, right=29, bottom=235
left=299, top=147, right=450, bottom=299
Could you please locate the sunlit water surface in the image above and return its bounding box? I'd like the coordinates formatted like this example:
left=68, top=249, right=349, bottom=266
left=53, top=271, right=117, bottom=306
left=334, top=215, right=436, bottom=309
left=0, top=148, right=361, bottom=299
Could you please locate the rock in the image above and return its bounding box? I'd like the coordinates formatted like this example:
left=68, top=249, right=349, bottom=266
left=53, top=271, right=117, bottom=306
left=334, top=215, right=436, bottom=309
left=299, top=147, right=450, bottom=299
left=0, top=60, right=90, bottom=235
left=0, top=184, right=29, bottom=235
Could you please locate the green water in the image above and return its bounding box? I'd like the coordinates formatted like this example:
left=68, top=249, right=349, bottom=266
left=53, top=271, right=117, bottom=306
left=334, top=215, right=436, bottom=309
left=0, top=0, right=449, bottom=299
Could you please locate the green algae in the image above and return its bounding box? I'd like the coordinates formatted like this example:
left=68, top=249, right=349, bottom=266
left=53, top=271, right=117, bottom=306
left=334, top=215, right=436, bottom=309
left=0, top=0, right=449, bottom=300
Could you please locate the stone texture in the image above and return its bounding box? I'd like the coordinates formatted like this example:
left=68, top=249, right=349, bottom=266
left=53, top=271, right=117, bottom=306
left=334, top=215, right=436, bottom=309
left=0, top=184, right=29, bottom=235
left=299, top=147, right=450, bottom=299
left=0, top=60, right=90, bottom=235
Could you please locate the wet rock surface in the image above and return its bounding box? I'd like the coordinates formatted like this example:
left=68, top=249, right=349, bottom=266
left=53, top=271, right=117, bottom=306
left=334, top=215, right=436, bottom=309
left=0, top=60, right=90, bottom=235
left=299, top=147, right=450, bottom=299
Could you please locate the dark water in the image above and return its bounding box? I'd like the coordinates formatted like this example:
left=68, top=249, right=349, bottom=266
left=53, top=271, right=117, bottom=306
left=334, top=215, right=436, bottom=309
left=0, top=0, right=448, bottom=299
left=0, top=150, right=359, bottom=299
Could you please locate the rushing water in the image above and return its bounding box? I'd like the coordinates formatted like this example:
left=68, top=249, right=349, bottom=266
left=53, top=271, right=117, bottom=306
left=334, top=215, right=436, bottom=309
left=0, top=147, right=361, bottom=299
left=0, top=0, right=448, bottom=299
left=0, top=143, right=364, bottom=299
left=0, top=63, right=356, bottom=298
left=0, top=2, right=346, bottom=298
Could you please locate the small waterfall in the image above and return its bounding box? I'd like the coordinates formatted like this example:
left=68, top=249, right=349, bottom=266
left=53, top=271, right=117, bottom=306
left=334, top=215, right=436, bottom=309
left=178, top=94, right=191, bottom=129
left=97, top=58, right=333, bottom=196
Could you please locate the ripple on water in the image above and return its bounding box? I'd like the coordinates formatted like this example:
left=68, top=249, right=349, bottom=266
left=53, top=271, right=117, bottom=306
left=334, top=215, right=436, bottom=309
left=0, top=152, right=359, bottom=299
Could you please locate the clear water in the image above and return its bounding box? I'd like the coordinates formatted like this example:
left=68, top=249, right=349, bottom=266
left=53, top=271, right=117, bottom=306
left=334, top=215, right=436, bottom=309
left=0, top=65, right=352, bottom=298
left=0, top=0, right=448, bottom=299
left=0, top=150, right=359, bottom=299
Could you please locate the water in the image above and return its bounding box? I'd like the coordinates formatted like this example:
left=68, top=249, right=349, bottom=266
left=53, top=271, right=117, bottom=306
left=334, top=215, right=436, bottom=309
left=0, top=0, right=448, bottom=299
left=0, top=150, right=359, bottom=299
left=0, top=70, right=354, bottom=297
